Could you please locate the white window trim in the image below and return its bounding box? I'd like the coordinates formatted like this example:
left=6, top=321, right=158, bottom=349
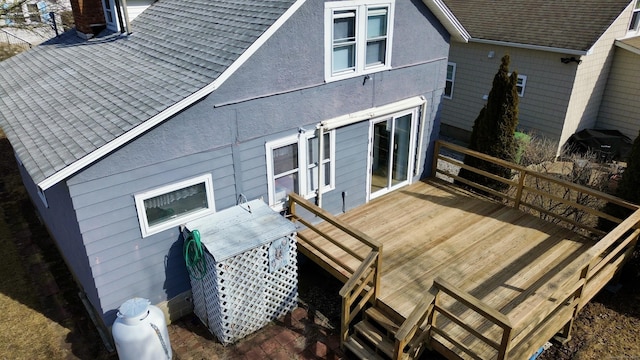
left=629, top=0, right=640, bottom=34
left=366, top=107, right=419, bottom=201
left=509, top=72, right=527, bottom=97
left=324, top=0, right=395, bottom=82
left=101, top=0, right=119, bottom=31
left=134, top=174, right=215, bottom=238
left=306, top=130, right=336, bottom=198
left=444, top=62, right=456, bottom=99
left=516, top=74, right=527, bottom=97
left=266, top=134, right=299, bottom=211
left=265, top=130, right=336, bottom=210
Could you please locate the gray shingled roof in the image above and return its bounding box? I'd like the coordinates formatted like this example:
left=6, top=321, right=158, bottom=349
left=442, top=0, right=632, bottom=51
left=0, top=0, right=296, bottom=188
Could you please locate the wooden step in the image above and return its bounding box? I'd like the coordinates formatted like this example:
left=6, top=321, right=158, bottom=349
left=344, top=336, right=385, bottom=360
left=365, top=306, right=402, bottom=335
left=354, top=320, right=396, bottom=358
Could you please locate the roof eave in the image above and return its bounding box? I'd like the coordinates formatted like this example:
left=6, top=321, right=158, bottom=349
left=36, top=0, right=307, bottom=192
left=615, top=39, right=640, bottom=55
left=423, top=0, right=470, bottom=43
left=469, top=38, right=590, bottom=56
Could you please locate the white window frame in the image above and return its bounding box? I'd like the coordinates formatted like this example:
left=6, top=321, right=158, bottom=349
left=266, top=130, right=336, bottom=210
left=324, top=0, right=395, bottom=82
left=444, top=62, right=456, bottom=99
left=306, top=130, right=336, bottom=198
left=629, top=0, right=640, bottom=33
left=516, top=74, right=527, bottom=97
left=101, top=0, right=119, bottom=31
left=134, top=174, right=215, bottom=238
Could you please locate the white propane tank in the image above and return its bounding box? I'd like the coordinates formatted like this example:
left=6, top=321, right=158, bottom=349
left=112, top=298, right=172, bottom=360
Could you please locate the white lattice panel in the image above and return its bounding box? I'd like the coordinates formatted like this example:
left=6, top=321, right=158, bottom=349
left=190, top=235, right=298, bottom=345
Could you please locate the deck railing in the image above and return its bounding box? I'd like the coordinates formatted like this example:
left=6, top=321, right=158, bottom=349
left=432, top=140, right=638, bottom=237
left=287, top=193, right=383, bottom=344
left=424, top=140, right=640, bottom=359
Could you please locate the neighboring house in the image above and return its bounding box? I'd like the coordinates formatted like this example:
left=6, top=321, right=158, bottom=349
left=431, top=0, right=640, bottom=152
left=1, top=0, right=71, bottom=44
left=0, top=0, right=459, bottom=332
left=598, top=35, right=640, bottom=139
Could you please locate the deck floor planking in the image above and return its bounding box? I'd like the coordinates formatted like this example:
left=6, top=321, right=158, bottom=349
left=296, top=179, right=597, bottom=358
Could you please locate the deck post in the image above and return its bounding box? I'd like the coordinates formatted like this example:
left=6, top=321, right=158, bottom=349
left=431, top=140, right=441, bottom=178
left=340, top=295, right=350, bottom=345
left=373, top=245, right=383, bottom=301
left=558, top=265, right=589, bottom=342
left=497, top=327, right=513, bottom=360
left=288, top=195, right=296, bottom=219
left=513, top=168, right=526, bottom=209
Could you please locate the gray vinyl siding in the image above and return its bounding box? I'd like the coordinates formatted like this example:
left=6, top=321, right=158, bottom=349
left=326, top=121, right=370, bottom=214
left=17, top=162, right=100, bottom=312
left=442, top=42, right=577, bottom=141
left=61, top=0, right=448, bottom=323
left=597, top=46, right=640, bottom=140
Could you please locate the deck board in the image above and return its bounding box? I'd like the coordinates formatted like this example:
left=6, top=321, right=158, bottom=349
left=296, top=179, right=596, bottom=358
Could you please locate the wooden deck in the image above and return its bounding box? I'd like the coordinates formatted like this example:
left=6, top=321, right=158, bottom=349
left=297, top=179, right=593, bottom=357
left=346, top=179, right=595, bottom=315
left=290, top=140, right=640, bottom=359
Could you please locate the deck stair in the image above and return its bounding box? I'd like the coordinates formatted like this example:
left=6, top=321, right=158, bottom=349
left=344, top=305, right=426, bottom=360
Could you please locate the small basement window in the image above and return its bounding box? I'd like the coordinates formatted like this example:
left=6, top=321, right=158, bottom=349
left=135, top=174, right=215, bottom=237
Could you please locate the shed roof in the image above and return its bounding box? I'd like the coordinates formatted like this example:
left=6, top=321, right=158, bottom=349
left=0, top=0, right=299, bottom=190
left=440, top=0, right=632, bottom=52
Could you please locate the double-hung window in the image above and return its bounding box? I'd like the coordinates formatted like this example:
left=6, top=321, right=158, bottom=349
left=444, top=62, right=456, bottom=99
left=325, top=0, right=394, bottom=82
left=266, top=130, right=335, bottom=210
left=135, top=174, right=215, bottom=237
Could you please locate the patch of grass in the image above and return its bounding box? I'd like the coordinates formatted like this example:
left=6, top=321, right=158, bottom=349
left=0, top=206, right=72, bottom=359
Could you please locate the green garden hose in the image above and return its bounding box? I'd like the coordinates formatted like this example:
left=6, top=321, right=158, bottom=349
left=183, top=229, right=206, bottom=280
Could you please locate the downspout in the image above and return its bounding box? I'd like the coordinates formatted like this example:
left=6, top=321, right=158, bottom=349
left=413, top=99, right=428, bottom=177
left=317, top=124, right=325, bottom=208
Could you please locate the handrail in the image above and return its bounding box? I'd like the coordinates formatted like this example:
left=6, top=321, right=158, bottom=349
left=394, top=293, right=434, bottom=358
left=287, top=193, right=383, bottom=345
left=434, top=140, right=639, bottom=235
left=433, top=140, right=640, bottom=359
left=430, top=277, right=513, bottom=360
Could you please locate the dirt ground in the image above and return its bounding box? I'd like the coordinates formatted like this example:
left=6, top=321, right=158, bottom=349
left=538, top=256, right=640, bottom=360
left=0, top=134, right=639, bottom=359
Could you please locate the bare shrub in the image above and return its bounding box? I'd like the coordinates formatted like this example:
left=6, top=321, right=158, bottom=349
left=513, top=133, right=621, bottom=236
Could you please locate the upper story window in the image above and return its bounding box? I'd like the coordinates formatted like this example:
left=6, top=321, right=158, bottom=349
left=629, top=0, right=640, bottom=33
left=266, top=130, right=335, bottom=210
left=325, top=0, right=395, bottom=82
left=444, top=62, right=456, bottom=99
left=135, top=174, right=215, bottom=237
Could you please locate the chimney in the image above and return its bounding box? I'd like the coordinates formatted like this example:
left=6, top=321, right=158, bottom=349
left=69, top=0, right=107, bottom=39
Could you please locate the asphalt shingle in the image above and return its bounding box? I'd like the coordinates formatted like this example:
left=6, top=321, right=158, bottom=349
left=0, top=0, right=296, bottom=187
left=442, top=0, right=632, bottom=51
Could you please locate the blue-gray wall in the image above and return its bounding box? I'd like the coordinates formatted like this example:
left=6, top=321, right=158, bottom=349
left=64, top=0, right=450, bottom=324
left=17, top=161, right=100, bottom=312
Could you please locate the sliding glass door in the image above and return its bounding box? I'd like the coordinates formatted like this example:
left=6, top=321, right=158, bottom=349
left=369, top=111, right=415, bottom=199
